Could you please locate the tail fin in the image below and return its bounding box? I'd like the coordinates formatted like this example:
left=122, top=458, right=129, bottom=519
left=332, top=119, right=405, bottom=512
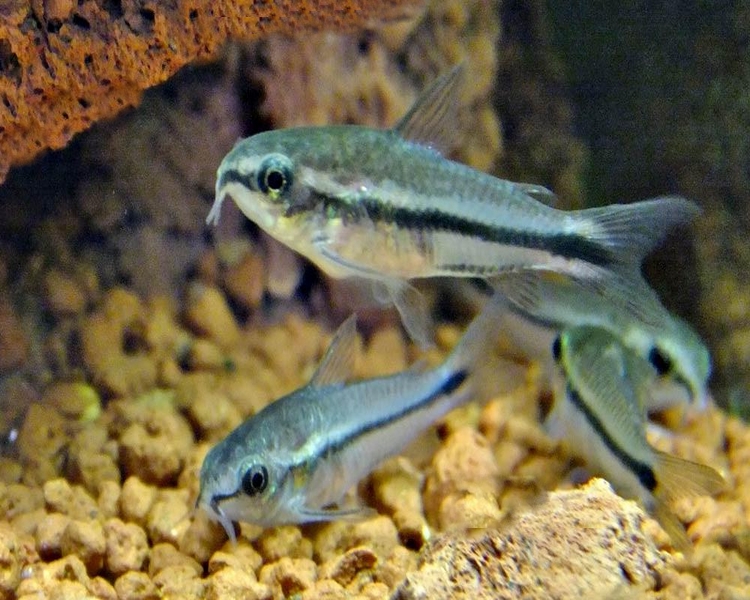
left=651, top=500, right=691, bottom=554
left=651, top=451, right=725, bottom=552
left=576, top=195, right=700, bottom=269
left=653, top=451, right=725, bottom=503
left=441, top=293, right=523, bottom=403
left=568, top=196, right=700, bottom=327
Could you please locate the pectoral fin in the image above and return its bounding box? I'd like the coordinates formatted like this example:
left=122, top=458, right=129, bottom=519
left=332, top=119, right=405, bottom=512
left=314, top=243, right=434, bottom=348
left=299, top=505, right=377, bottom=522
left=387, top=280, right=435, bottom=349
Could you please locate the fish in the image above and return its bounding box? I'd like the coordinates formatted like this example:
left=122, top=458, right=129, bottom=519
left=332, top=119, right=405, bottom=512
left=207, top=65, right=700, bottom=347
left=549, top=325, right=724, bottom=551
left=197, top=294, right=505, bottom=541
left=491, top=271, right=711, bottom=411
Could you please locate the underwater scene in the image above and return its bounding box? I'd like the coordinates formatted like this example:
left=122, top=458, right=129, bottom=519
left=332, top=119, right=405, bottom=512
left=0, top=0, right=749, bottom=598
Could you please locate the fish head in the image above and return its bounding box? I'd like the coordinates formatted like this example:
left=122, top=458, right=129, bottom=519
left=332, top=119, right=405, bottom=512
left=646, top=316, right=712, bottom=410
left=216, top=134, right=298, bottom=231
left=198, top=439, right=296, bottom=539
left=623, top=315, right=712, bottom=410
left=214, top=127, right=373, bottom=247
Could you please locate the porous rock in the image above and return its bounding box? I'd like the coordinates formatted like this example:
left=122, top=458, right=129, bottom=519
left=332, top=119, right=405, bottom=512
left=394, top=479, right=670, bottom=600
left=0, top=0, right=422, bottom=182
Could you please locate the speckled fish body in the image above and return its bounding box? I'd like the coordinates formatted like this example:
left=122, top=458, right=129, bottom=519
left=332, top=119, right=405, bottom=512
left=208, top=66, right=700, bottom=346
left=492, top=271, right=711, bottom=411
left=197, top=295, right=503, bottom=540
left=550, top=325, right=724, bottom=551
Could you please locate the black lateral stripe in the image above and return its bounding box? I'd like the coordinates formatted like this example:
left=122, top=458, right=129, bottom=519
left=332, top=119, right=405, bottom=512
left=369, top=203, right=613, bottom=267
left=566, top=382, right=657, bottom=491
left=218, top=169, right=254, bottom=191
left=291, top=368, right=470, bottom=470
left=218, top=172, right=612, bottom=267
left=307, top=190, right=613, bottom=267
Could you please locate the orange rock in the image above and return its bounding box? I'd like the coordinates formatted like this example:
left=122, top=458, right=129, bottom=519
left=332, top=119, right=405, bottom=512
left=0, top=0, right=423, bottom=183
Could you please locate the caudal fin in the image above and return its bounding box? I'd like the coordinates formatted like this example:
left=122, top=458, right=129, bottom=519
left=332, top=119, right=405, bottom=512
left=651, top=451, right=725, bottom=552
left=441, top=293, right=522, bottom=403
left=653, top=451, right=725, bottom=503
left=576, top=195, right=700, bottom=268
left=568, top=196, right=701, bottom=327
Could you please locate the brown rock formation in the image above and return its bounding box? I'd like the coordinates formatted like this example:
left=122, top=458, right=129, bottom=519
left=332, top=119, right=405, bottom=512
left=0, top=0, right=422, bottom=183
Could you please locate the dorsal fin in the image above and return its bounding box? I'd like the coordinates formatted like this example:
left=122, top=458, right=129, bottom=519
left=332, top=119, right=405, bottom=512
left=310, top=315, right=359, bottom=387
left=394, top=64, right=464, bottom=155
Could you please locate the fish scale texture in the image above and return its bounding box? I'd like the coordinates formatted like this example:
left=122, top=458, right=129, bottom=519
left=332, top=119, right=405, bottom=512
left=0, top=0, right=420, bottom=183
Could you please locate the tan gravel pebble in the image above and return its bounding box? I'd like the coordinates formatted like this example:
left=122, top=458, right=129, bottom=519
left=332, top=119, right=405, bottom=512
left=184, top=284, right=242, bottom=349
left=656, top=569, right=705, bottom=600
left=146, top=489, right=192, bottom=545
left=314, top=516, right=400, bottom=563
left=179, top=509, right=229, bottom=564
left=187, top=338, right=227, bottom=371
left=373, top=545, right=417, bottom=590
left=9, top=507, right=45, bottom=538
left=0, top=484, right=44, bottom=520
left=187, top=390, right=243, bottom=438
left=357, top=581, right=391, bottom=599
left=114, top=570, right=159, bottom=600
left=319, top=546, right=379, bottom=586
left=87, top=576, right=118, bottom=599
left=257, top=525, right=313, bottom=562
left=696, top=544, right=750, bottom=597
left=35, top=512, right=71, bottom=560
left=152, top=564, right=208, bottom=599
left=66, top=425, right=120, bottom=496
left=120, top=476, right=157, bottom=526
left=437, top=488, right=503, bottom=530
left=118, top=407, right=194, bottom=486
left=207, top=542, right=263, bottom=574
left=258, top=556, right=318, bottom=597
left=16, top=555, right=93, bottom=598
left=0, top=523, right=25, bottom=599
left=223, top=250, right=266, bottom=311
left=207, top=566, right=272, bottom=600
left=43, top=478, right=100, bottom=521
left=17, top=404, right=68, bottom=486
left=97, top=480, right=121, bottom=519
left=104, top=518, right=149, bottom=576
left=149, top=542, right=202, bottom=578
left=423, top=427, right=500, bottom=526
left=44, top=269, right=88, bottom=316
left=300, top=579, right=347, bottom=600
left=60, top=518, right=106, bottom=575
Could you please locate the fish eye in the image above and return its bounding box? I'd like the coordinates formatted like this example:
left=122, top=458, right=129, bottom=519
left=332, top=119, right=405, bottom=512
left=648, top=346, right=673, bottom=376
left=241, top=464, right=269, bottom=496
left=552, top=335, right=562, bottom=362
left=257, top=155, right=293, bottom=197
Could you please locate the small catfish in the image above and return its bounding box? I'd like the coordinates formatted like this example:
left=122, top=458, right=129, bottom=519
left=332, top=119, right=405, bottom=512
left=198, top=295, right=505, bottom=541
left=207, top=66, right=699, bottom=346
left=548, top=325, right=724, bottom=551
left=492, top=271, right=711, bottom=411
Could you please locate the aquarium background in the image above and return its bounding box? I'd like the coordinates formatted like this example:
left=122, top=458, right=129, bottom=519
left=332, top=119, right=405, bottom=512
left=0, top=0, right=747, bottom=597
